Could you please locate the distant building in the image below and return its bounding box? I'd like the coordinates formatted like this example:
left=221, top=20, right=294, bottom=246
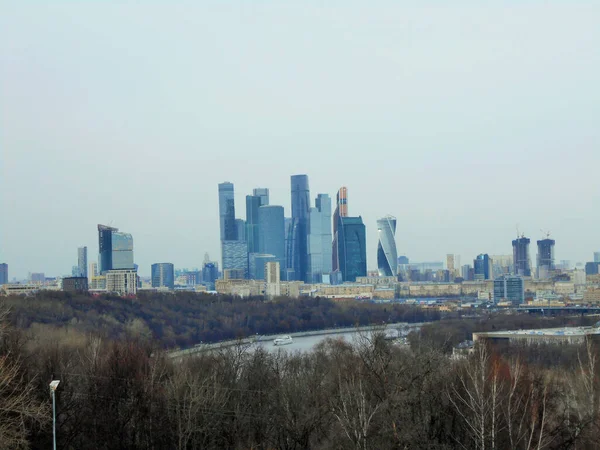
left=221, top=240, right=248, bottom=278
left=512, top=236, right=531, bottom=277
left=0, top=264, right=7, bottom=285
left=284, top=217, right=296, bottom=281
left=151, top=263, right=175, bottom=289
left=253, top=188, right=269, bottom=206
left=491, top=255, right=512, bottom=278
left=105, top=269, right=137, bottom=296
left=536, top=238, right=555, bottom=279
left=31, top=273, right=45, bottom=284
left=89, top=275, right=106, bottom=290
left=493, top=275, right=524, bottom=305
left=62, top=277, right=88, bottom=293
left=377, top=216, right=398, bottom=277
left=461, top=264, right=473, bottom=281
left=259, top=205, right=285, bottom=277
left=97, top=225, right=134, bottom=273
left=202, top=262, right=218, bottom=289
left=290, top=174, right=310, bottom=281
left=265, top=261, right=281, bottom=298
left=585, top=262, right=600, bottom=275
left=473, top=254, right=492, bottom=280
left=89, top=262, right=98, bottom=279
left=594, top=252, right=600, bottom=264
left=398, top=256, right=409, bottom=265
left=308, top=194, right=332, bottom=283
left=331, top=187, right=348, bottom=274
left=337, top=216, right=367, bottom=282
left=77, top=246, right=88, bottom=278
left=248, top=254, right=276, bottom=280
left=236, top=219, right=246, bottom=242
left=246, top=195, right=262, bottom=254
left=218, top=182, right=237, bottom=241
left=446, top=254, right=455, bottom=272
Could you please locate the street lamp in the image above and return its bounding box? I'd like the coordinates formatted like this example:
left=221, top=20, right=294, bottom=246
left=49, top=380, right=60, bottom=450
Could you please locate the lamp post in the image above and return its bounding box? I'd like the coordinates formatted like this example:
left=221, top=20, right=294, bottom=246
left=49, top=380, right=60, bottom=450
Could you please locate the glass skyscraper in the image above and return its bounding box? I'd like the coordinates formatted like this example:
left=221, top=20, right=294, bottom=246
left=221, top=240, right=248, bottom=278
left=77, top=246, right=88, bottom=278
left=151, top=262, right=175, bottom=289
left=0, top=263, right=7, bottom=285
left=493, top=275, right=524, bottom=305
left=473, top=253, right=492, bottom=280
left=512, top=236, right=531, bottom=277
left=332, top=187, right=348, bottom=274
left=218, top=182, right=237, bottom=241
left=376, top=215, right=397, bottom=277
left=308, top=194, right=332, bottom=283
left=290, top=175, right=310, bottom=281
left=97, top=225, right=134, bottom=274
left=536, top=238, right=555, bottom=278
left=246, top=195, right=262, bottom=254
left=248, top=253, right=277, bottom=280
left=252, top=188, right=269, bottom=206
left=337, top=216, right=367, bottom=282
left=259, top=205, right=285, bottom=277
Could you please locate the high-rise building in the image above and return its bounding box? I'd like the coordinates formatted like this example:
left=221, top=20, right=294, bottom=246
left=585, top=262, right=600, bottom=275
left=308, top=194, right=333, bottom=283
left=595, top=252, right=600, bottom=264
left=461, top=264, right=472, bottom=281
left=218, top=182, right=237, bottom=241
left=332, top=187, right=348, bottom=274
left=236, top=219, right=246, bottom=242
left=31, top=273, right=45, bottom=284
left=253, top=188, right=269, bottom=206
left=77, top=246, right=88, bottom=278
left=493, top=275, right=525, bottom=305
left=259, top=205, right=285, bottom=276
left=473, top=254, right=493, bottom=280
left=248, top=253, right=277, bottom=280
left=106, top=269, right=137, bottom=296
left=202, top=262, right=218, bottom=290
left=536, top=238, right=555, bottom=279
left=290, top=175, right=310, bottom=281
left=246, top=195, right=262, bottom=254
left=265, top=261, right=281, bottom=298
left=284, top=217, right=296, bottom=281
left=0, top=263, right=7, bottom=285
left=446, top=254, right=455, bottom=272
left=89, top=262, right=98, bottom=279
left=512, top=236, right=531, bottom=277
left=221, top=240, right=248, bottom=278
left=377, top=216, right=398, bottom=277
left=151, top=263, right=175, bottom=289
left=337, top=216, right=367, bottom=282
left=98, top=225, right=134, bottom=274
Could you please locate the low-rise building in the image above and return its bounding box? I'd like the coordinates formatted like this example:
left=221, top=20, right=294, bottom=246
left=105, top=270, right=137, bottom=296
left=62, top=277, right=89, bottom=293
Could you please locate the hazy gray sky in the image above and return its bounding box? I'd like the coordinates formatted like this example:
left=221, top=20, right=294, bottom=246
left=2, top=1, right=599, bottom=278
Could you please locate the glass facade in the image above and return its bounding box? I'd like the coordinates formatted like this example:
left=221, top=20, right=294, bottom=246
left=259, top=205, right=285, bottom=277
left=248, top=253, right=277, bottom=280
left=221, top=240, right=248, bottom=278
left=0, top=263, right=7, bottom=285
left=77, top=246, right=88, bottom=278
left=473, top=254, right=491, bottom=280
left=246, top=195, right=261, bottom=254
left=252, top=188, right=269, bottom=206
left=493, top=275, right=524, bottom=304
left=290, top=175, right=310, bottom=281
left=151, top=263, right=175, bottom=289
left=111, top=232, right=134, bottom=270
left=202, top=262, right=218, bottom=289
left=376, top=215, right=397, bottom=277
left=308, top=194, right=332, bottom=283
left=512, top=237, right=531, bottom=277
left=536, top=239, right=555, bottom=278
left=218, top=182, right=237, bottom=241
left=337, top=216, right=367, bottom=282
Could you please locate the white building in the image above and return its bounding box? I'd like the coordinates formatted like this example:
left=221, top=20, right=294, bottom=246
left=106, top=269, right=137, bottom=296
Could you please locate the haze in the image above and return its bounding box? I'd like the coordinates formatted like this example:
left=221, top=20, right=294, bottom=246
left=1, top=1, right=599, bottom=278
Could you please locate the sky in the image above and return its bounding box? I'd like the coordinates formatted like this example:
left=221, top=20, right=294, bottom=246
left=1, top=1, right=599, bottom=279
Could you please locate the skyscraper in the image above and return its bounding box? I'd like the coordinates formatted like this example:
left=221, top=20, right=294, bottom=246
left=337, top=216, right=367, bottom=282
left=493, top=275, right=525, bottom=305
left=221, top=240, right=248, bottom=278
left=332, top=187, right=348, bottom=274
left=218, top=182, right=237, bottom=241
left=151, top=263, right=175, bottom=289
left=595, top=252, right=600, bottom=264
left=536, top=238, right=555, bottom=279
left=290, top=175, right=310, bottom=281
left=202, top=262, right=218, bottom=290
left=246, top=195, right=262, bottom=254
left=248, top=253, right=277, bottom=280
left=512, top=236, right=531, bottom=277
left=77, top=246, right=88, bottom=278
left=377, top=215, right=398, bottom=277
left=0, top=263, right=7, bottom=285
left=308, top=194, right=333, bottom=283
left=253, top=188, right=269, bottom=206
left=259, top=205, right=285, bottom=277
left=284, top=217, right=296, bottom=281
left=473, top=254, right=492, bottom=280
left=98, top=225, right=134, bottom=274
left=236, top=219, right=246, bottom=242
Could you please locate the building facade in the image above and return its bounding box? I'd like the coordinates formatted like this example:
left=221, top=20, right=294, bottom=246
left=290, top=175, right=310, bottom=281
left=221, top=240, right=248, bottom=278
left=77, top=246, right=88, bottom=278
left=493, top=275, right=525, bottom=305
left=258, top=205, right=285, bottom=277
left=377, top=215, right=398, bottom=277
left=218, top=182, right=237, bottom=241
left=473, top=254, right=492, bottom=280
left=337, top=216, right=367, bottom=282
left=97, top=225, right=134, bottom=273
left=537, top=238, right=555, bottom=278
left=253, top=188, right=269, bottom=206
left=308, top=194, right=332, bottom=283
left=332, top=187, right=348, bottom=274
left=151, top=263, right=175, bottom=289
left=202, top=262, right=218, bottom=290
left=512, top=237, right=531, bottom=277
left=0, top=263, right=7, bottom=285
left=245, top=195, right=262, bottom=254
left=105, top=269, right=137, bottom=296
left=249, top=254, right=277, bottom=280
left=62, top=276, right=89, bottom=293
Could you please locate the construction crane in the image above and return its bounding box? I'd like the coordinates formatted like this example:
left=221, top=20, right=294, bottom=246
left=540, top=229, right=551, bottom=239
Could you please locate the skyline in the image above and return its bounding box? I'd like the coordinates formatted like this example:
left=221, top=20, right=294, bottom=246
left=2, top=2, right=599, bottom=278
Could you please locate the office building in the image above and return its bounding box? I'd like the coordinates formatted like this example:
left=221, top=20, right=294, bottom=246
left=308, top=194, right=333, bottom=283
left=259, top=205, right=285, bottom=276
left=512, top=236, right=531, bottom=277
left=536, top=238, right=555, bottom=279
left=105, top=269, right=138, bottom=296
left=461, top=264, right=473, bottom=281
left=585, top=262, right=600, bottom=275
left=398, top=256, right=409, bottom=265
left=594, top=252, right=600, bottom=264
left=284, top=217, right=296, bottom=281
left=62, top=277, right=88, bottom=293
left=331, top=187, right=348, bottom=274
left=473, top=254, right=492, bottom=280
left=89, top=262, right=98, bottom=279
left=218, top=182, right=237, bottom=241
left=446, top=254, right=455, bottom=272
left=221, top=240, right=248, bottom=278
left=249, top=253, right=277, bottom=280
left=0, top=264, right=7, bottom=285
left=253, top=188, right=269, bottom=206
left=377, top=215, right=398, bottom=277
left=77, top=246, right=88, bottom=278
left=337, top=216, right=367, bottom=282
left=265, top=261, right=281, bottom=298
left=31, top=273, right=45, bottom=284
left=246, top=195, right=262, bottom=254
left=493, top=275, right=525, bottom=305
left=290, top=175, right=310, bottom=281
left=202, top=262, right=218, bottom=290
left=151, top=263, right=175, bottom=289
left=98, top=224, right=134, bottom=273
left=236, top=219, right=246, bottom=242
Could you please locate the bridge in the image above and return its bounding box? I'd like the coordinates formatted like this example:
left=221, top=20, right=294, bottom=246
left=516, top=306, right=600, bottom=315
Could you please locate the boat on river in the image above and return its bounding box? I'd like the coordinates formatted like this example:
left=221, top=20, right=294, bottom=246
left=273, top=335, right=293, bottom=346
